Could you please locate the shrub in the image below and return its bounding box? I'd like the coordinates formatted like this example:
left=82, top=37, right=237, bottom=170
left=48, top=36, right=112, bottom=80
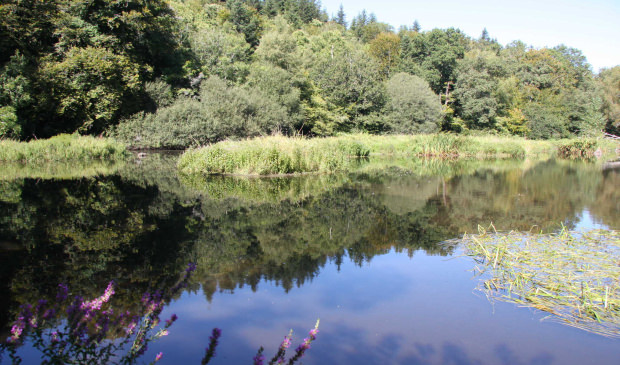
left=109, top=76, right=291, bottom=149
left=384, top=73, right=442, bottom=134
left=557, top=139, right=599, bottom=158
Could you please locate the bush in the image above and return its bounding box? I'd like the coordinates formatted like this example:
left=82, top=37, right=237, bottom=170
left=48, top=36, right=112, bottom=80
left=384, top=73, right=442, bottom=134
left=109, top=76, right=292, bottom=149
left=557, top=139, right=599, bottom=158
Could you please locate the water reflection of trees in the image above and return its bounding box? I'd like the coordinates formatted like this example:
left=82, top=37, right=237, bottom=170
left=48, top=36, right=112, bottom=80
left=0, top=156, right=617, bottom=335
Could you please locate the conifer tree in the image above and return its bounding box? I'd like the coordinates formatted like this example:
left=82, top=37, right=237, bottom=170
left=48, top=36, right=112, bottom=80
left=412, top=20, right=421, bottom=32
left=335, top=4, right=347, bottom=28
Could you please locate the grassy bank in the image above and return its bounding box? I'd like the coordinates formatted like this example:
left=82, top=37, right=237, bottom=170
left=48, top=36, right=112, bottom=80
left=178, top=134, right=617, bottom=176
left=178, top=136, right=369, bottom=175
left=0, top=134, right=129, bottom=162
left=341, top=134, right=540, bottom=157
left=461, top=226, right=620, bottom=338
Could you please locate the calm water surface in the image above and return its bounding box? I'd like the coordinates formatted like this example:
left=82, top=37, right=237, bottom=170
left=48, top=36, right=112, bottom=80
left=0, top=154, right=618, bottom=364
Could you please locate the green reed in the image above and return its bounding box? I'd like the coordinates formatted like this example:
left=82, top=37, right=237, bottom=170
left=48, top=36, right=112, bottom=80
left=0, top=134, right=129, bottom=162
left=178, top=135, right=369, bottom=175
left=461, top=225, right=620, bottom=338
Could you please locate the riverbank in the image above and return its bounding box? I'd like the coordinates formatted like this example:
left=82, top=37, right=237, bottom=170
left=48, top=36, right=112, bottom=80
left=0, top=134, right=129, bottom=162
left=178, top=134, right=617, bottom=176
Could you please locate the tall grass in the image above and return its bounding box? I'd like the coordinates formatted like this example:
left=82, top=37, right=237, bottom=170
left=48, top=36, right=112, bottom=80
left=178, top=134, right=616, bottom=176
left=178, top=136, right=369, bottom=175
left=0, top=134, right=129, bottom=162
left=339, top=133, right=554, bottom=157
left=461, top=226, right=620, bottom=338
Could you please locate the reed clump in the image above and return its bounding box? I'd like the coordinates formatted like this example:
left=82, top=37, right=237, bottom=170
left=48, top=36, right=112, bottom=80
left=556, top=138, right=600, bottom=158
left=339, top=134, right=541, bottom=157
left=462, top=226, right=620, bottom=338
left=178, top=136, right=369, bottom=175
left=0, top=134, right=129, bottom=162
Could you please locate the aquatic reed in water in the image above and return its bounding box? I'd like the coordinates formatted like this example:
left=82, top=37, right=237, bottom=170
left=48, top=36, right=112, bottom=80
left=462, top=226, right=620, bottom=338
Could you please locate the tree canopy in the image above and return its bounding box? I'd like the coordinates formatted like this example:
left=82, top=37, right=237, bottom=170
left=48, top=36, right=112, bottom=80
left=0, top=0, right=614, bottom=143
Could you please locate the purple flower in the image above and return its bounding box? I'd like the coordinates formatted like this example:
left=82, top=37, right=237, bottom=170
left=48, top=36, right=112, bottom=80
left=81, top=281, right=115, bottom=311
left=155, top=352, right=163, bottom=362
left=165, top=314, right=178, bottom=327
left=253, top=353, right=265, bottom=365
left=57, top=284, right=69, bottom=302
left=201, top=328, right=221, bottom=364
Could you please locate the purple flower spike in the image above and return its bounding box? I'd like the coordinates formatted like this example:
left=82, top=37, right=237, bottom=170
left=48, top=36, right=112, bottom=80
left=200, top=328, right=221, bottom=365
left=253, top=353, right=265, bottom=365
left=165, top=314, right=178, bottom=327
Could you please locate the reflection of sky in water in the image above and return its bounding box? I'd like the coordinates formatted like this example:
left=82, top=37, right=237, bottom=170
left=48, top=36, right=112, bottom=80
left=574, top=209, right=609, bottom=231
left=149, top=248, right=620, bottom=364
left=3, top=159, right=618, bottom=364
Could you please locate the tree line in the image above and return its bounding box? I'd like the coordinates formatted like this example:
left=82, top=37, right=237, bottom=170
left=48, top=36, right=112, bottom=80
left=1, top=0, right=618, bottom=145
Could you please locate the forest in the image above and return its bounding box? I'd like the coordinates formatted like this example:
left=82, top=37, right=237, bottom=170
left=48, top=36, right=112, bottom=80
left=1, top=0, right=619, bottom=148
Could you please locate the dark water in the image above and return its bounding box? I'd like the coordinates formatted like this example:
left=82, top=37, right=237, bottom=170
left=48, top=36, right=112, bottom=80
left=0, top=154, right=618, bottom=364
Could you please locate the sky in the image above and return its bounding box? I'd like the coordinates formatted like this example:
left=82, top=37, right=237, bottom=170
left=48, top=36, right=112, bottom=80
left=320, top=0, right=620, bottom=72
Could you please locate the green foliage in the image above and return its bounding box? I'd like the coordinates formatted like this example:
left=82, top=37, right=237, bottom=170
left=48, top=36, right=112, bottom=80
left=246, top=62, right=304, bottom=125
left=349, top=10, right=392, bottom=43
left=188, top=25, right=251, bottom=82
left=0, top=0, right=59, bottom=61
left=310, top=45, right=386, bottom=131
left=110, top=77, right=290, bottom=149
left=262, top=0, right=325, bottom=26
left=384, top=73, right=442, bottom=134
left=227, top=0, right=263, bottom=47
left=524, top=102, right=570, bottom=139
left=597, top=66, right=620, bottom=134
left=0, top=0, right=608, bottom=143
left=0, top=106, right=20, bottom=139
left=368, top=32, right=401, bottom=77
left=40, top=46, right=142, bottom=134
left=254, top=21, right=300, bottom=70
left=399, top=28, right=469, bottom=94
left=453, top=52, right=502, bottom=130
left=144, top=79, right=174, bottom=110
left=0, top=134, right=129, bottom=162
